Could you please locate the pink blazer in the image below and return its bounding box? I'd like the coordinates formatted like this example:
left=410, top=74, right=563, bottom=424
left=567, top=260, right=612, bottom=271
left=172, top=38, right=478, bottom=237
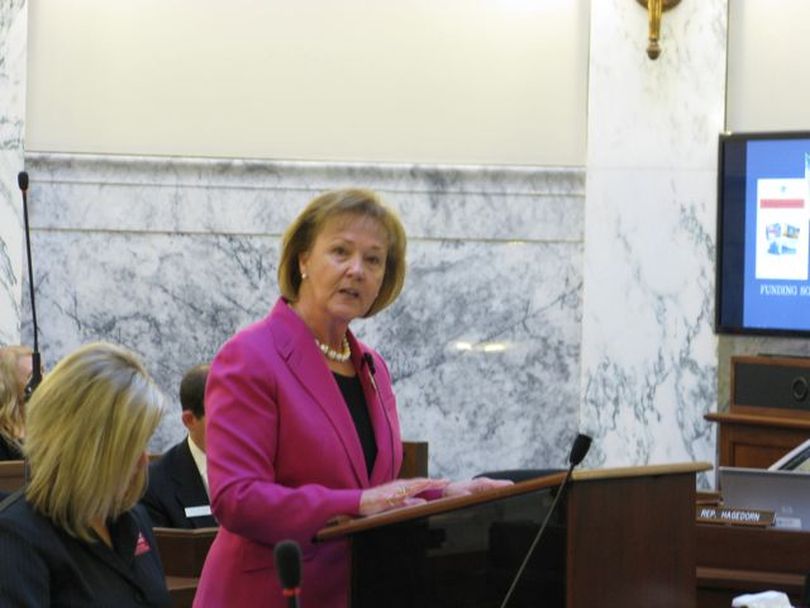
left=193, top=299, right=403, bottom=608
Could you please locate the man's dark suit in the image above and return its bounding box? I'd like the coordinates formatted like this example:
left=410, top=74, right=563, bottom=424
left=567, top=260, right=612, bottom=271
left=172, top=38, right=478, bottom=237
left=141, top=439, right=217, bottom=529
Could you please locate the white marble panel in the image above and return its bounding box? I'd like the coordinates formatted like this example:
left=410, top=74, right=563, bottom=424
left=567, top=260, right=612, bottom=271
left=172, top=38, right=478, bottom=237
left=23, top=153, right=584, bottom=480
left=581, top=168, right=717, bottom=466
left=368, top=240, right=583, bottom=479
left=25, top=153, right=583, bottom=242
left=581, top=0, right=727, bottom=479
left=0, top=0, right=27, bottom=344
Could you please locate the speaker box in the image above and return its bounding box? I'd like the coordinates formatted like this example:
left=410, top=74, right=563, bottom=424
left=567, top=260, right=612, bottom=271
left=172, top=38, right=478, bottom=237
left=732, top=355, right=810, bottom=414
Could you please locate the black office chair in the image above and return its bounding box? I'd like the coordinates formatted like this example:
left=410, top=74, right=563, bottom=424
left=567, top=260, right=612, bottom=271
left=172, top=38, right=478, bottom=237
left=475, top=469, right=564, bottom=482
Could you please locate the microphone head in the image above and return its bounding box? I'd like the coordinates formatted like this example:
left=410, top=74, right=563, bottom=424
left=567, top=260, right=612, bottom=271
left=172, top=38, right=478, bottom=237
left=274, top=540, right=302, bottom=589
left=568, top=433, right=593, bottom=467
left=17, top=171, right=29, bottom=191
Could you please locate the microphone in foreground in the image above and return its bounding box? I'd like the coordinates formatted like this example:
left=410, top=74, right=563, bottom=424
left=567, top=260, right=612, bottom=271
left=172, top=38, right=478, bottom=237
left=498, top=432, right=593, bottom=608
left=274, top=540, right=302, bottom=608
left=17, top=171, right=43, bottom=399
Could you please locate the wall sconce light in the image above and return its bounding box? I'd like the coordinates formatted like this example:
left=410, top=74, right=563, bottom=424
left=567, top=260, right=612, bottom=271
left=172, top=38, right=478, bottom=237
left=636, top=0, right=682, bottom=60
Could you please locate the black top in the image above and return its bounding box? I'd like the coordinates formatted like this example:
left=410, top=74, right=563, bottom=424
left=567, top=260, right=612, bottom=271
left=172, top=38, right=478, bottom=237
left=0, top=490, right=171, bottom=607
left=0, top=434, right=23, bottom=461
left=333, top=372, right=377, bottom=476
left=140, top=439, right=217, bottom=529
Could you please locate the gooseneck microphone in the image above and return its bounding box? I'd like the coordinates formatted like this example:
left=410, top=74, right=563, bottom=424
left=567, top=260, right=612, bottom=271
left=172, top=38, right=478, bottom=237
left=17, top=171, right=42, bottom=399
left=498, top=433, right=593, bottom=608
left=274, top=540, right=302, bottom=608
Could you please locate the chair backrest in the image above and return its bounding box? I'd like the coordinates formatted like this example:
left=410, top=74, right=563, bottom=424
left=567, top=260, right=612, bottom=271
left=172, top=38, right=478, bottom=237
left=0, top=460, right=26, bottom=494
left=399, top=441, right=428, bottom=478
left=475, top=469, right=564, bottom=483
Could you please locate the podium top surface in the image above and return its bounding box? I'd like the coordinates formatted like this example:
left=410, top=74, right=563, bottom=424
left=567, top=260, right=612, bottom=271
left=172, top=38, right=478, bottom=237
left=316, top=461, right=710, bottom=542
left=572, top=461, right=711, bottom=481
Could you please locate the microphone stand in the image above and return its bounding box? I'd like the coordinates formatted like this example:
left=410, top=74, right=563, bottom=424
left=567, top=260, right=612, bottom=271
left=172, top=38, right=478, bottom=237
left=17, top=171, right=42, bottom=399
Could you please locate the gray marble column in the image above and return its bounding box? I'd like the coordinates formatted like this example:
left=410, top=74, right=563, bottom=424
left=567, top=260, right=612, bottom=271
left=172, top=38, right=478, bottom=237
left=0, top=0, right=27, bottom=345
left=580, top=0, right=727, bottom=475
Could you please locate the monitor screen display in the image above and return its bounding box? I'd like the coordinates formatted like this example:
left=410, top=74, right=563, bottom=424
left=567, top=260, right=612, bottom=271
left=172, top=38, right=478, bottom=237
left=716, top=132, right=810, bottom=337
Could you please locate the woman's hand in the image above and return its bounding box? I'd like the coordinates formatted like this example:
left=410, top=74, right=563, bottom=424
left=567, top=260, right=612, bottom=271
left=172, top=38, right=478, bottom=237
left=441, top=477, right=513, bottom=498
left=359, top=478, right=450, bottom=516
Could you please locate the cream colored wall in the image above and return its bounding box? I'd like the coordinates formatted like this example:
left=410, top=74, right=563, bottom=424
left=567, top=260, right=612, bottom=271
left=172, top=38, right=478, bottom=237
left=26, top=0, right=589, bottom=166
left=727, top=0, right=810, bottom=132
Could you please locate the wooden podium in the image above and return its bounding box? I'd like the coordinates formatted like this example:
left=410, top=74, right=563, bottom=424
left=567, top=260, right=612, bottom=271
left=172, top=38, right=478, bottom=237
left=318, top=462, right=709, bottom=608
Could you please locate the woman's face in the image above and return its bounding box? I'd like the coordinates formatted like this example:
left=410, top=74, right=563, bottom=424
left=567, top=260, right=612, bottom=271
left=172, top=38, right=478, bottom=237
left=298, top=214, right=388, bottom=325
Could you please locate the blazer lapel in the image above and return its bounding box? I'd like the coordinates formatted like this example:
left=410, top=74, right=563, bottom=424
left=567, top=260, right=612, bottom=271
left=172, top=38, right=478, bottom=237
left=78, top=513, right=146, bottom=591
left=269, top=300, right=369, bottom=487
left=348, top=338, right=397, bottom=485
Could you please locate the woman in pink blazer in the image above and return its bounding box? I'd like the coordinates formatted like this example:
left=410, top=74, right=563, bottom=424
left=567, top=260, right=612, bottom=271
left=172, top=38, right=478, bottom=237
left=194, top=189, right=508, bottom=607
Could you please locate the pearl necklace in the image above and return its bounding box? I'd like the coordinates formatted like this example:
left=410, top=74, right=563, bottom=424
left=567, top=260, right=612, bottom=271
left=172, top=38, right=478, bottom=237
left=315, top=336, right=351, bottom=362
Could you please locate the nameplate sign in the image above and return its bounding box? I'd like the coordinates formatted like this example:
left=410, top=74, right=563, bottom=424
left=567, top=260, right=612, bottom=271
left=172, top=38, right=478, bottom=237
left=696, top=506, right=774, bottom=528
left=185, top=505, right=213, bottom=518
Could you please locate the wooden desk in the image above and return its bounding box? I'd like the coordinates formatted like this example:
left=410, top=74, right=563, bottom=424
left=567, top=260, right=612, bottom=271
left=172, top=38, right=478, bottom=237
left=696, top=523, right=810, bottom=607
left=705, top=412, right=810, bottom=468
left=697, top=567, right=804, bottom=608
left=154, top=527, right=217, bottom=578
left=708, top=355, right=810, bottom=469
left=154, top=527, right=216, bottom=607
left=0, top=460, right=25, bottom=494
left=166, top=576, right=199, bottom=608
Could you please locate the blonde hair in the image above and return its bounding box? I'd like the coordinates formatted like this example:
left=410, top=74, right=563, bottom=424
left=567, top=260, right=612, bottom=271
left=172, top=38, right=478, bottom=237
left=24, top=342, right=165, bottom=541
left=278, top=188, right=407, bottom=317
left=0, top=345, right=32, bottom=450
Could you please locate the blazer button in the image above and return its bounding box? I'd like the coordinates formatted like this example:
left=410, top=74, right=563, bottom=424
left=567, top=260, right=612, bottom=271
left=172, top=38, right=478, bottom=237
left=134, top=590, right=146, bottom=604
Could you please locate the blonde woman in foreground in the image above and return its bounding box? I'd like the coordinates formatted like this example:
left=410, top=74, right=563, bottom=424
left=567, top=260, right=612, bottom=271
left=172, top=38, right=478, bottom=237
left=0, top=342, right=171, bottom=606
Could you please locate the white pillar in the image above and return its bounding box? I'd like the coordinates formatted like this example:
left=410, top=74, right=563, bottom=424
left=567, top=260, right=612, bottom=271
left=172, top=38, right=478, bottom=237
left=0, top=0, right=27, bottom=345
left=580, top=0, right=727, bottom=470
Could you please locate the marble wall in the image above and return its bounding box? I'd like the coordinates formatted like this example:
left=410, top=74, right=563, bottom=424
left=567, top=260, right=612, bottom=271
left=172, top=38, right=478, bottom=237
left=0, top=0, right=27, bottom=345
left=580, top=0, right=728, bottom=479
left=22, top=152, right=584, bottom=480
left=12, top=1, right=767, bottom=489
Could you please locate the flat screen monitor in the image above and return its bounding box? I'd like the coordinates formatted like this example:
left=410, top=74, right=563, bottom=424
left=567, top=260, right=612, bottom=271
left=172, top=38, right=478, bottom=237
left=716, top=131, right=810, bottom=337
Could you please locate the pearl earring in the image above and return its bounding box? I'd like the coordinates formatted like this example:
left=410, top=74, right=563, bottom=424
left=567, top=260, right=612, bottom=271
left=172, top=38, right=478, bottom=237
left=301, top=271, right=308, bottom=280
